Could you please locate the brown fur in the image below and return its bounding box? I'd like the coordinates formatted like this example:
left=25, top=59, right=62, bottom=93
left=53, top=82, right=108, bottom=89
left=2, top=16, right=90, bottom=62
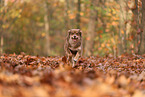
left=64, top=29, right=83, bottom=67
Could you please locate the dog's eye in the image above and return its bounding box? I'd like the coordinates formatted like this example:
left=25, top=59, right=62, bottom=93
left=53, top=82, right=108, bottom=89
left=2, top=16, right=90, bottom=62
left=76, top=32, right=81, bottom=36
left=76, top=33, right=79, bottom=35
left=70, top=33, right=74, bottom=35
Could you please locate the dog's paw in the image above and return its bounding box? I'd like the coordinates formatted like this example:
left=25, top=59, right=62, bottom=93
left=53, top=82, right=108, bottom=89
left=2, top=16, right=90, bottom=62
left=73, top=58, right=78, bottom=62
left=74, top=59, right=77, bottom=63
left=72, top=63, right=75, bottom=67
left=71, top=59, right=77, bottom=67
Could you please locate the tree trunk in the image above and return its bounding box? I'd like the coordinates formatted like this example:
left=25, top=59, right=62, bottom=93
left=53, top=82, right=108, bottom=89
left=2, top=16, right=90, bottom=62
left=130, top=0, right=140, bottom=54
left=0, top=0, right=6, bottom=55
left=76, top=0, right=81, bottom=29
left=84, top=0, right=98, bottom=56
left=0, top=36, right=3, bottom=55
left=44, top=1, right=51, bottom=56
left=140, top=0, right=145, bottom=54
left=118, top=0, right=128, bottom=54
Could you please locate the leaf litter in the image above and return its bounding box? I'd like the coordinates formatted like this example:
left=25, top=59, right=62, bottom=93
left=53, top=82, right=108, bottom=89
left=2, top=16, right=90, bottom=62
left=0, top=53, right=144, bottom=97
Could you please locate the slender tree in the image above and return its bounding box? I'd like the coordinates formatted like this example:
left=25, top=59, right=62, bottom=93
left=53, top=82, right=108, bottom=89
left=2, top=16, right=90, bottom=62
left=0, top=0, right=3, bottom=55
left=0, top=0, right=6, bottom=55
left=44, top=0, right=51, bottom=56
left=130, top=0, right=140, bottom=53
left=118, top=0, right=130, bottom=54
left=84, top=0, right=98, bottom=56
left=76, top=0, right=81, bottom=29
left=140, top=0, right=145, bottom=54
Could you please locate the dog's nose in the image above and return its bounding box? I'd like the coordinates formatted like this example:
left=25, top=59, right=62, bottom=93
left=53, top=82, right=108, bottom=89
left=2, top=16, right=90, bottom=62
left=74, top=35, right=76, bottom=38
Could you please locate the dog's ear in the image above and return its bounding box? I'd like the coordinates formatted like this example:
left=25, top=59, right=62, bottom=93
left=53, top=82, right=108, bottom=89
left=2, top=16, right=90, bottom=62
left=67, top=30, right=71, bottom=41
left=79, top=30, right=82, bottom=37
left=68, top=30, right=71, bottom=35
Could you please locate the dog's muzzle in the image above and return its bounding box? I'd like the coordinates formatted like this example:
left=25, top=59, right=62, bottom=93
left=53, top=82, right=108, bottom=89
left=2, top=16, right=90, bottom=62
left=72, top=35, right=78, bottom=39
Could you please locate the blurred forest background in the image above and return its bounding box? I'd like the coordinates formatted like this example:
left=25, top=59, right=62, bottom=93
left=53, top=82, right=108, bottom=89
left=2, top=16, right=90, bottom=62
left=0, top=0, right=145, bottom=57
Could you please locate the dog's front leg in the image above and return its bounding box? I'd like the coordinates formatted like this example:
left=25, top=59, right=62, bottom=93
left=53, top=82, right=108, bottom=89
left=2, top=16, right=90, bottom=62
left=72, top=53, right=79, bottom=67
left=72, top=50, right=81, bottom=67
left=73, top=52, right=80, bottom=62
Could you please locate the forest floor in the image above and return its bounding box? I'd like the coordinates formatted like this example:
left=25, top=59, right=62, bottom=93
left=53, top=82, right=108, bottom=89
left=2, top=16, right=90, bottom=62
left=0, top=53, right=144, bottom=97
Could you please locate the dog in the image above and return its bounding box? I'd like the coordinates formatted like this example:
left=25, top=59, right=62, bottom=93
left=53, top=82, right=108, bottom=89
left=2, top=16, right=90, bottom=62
left=64, top=29, right=82, bottom=67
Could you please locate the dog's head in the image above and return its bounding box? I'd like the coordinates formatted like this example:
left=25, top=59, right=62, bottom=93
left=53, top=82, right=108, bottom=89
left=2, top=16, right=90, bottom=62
left=67, top=29, right=82, bottom=43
